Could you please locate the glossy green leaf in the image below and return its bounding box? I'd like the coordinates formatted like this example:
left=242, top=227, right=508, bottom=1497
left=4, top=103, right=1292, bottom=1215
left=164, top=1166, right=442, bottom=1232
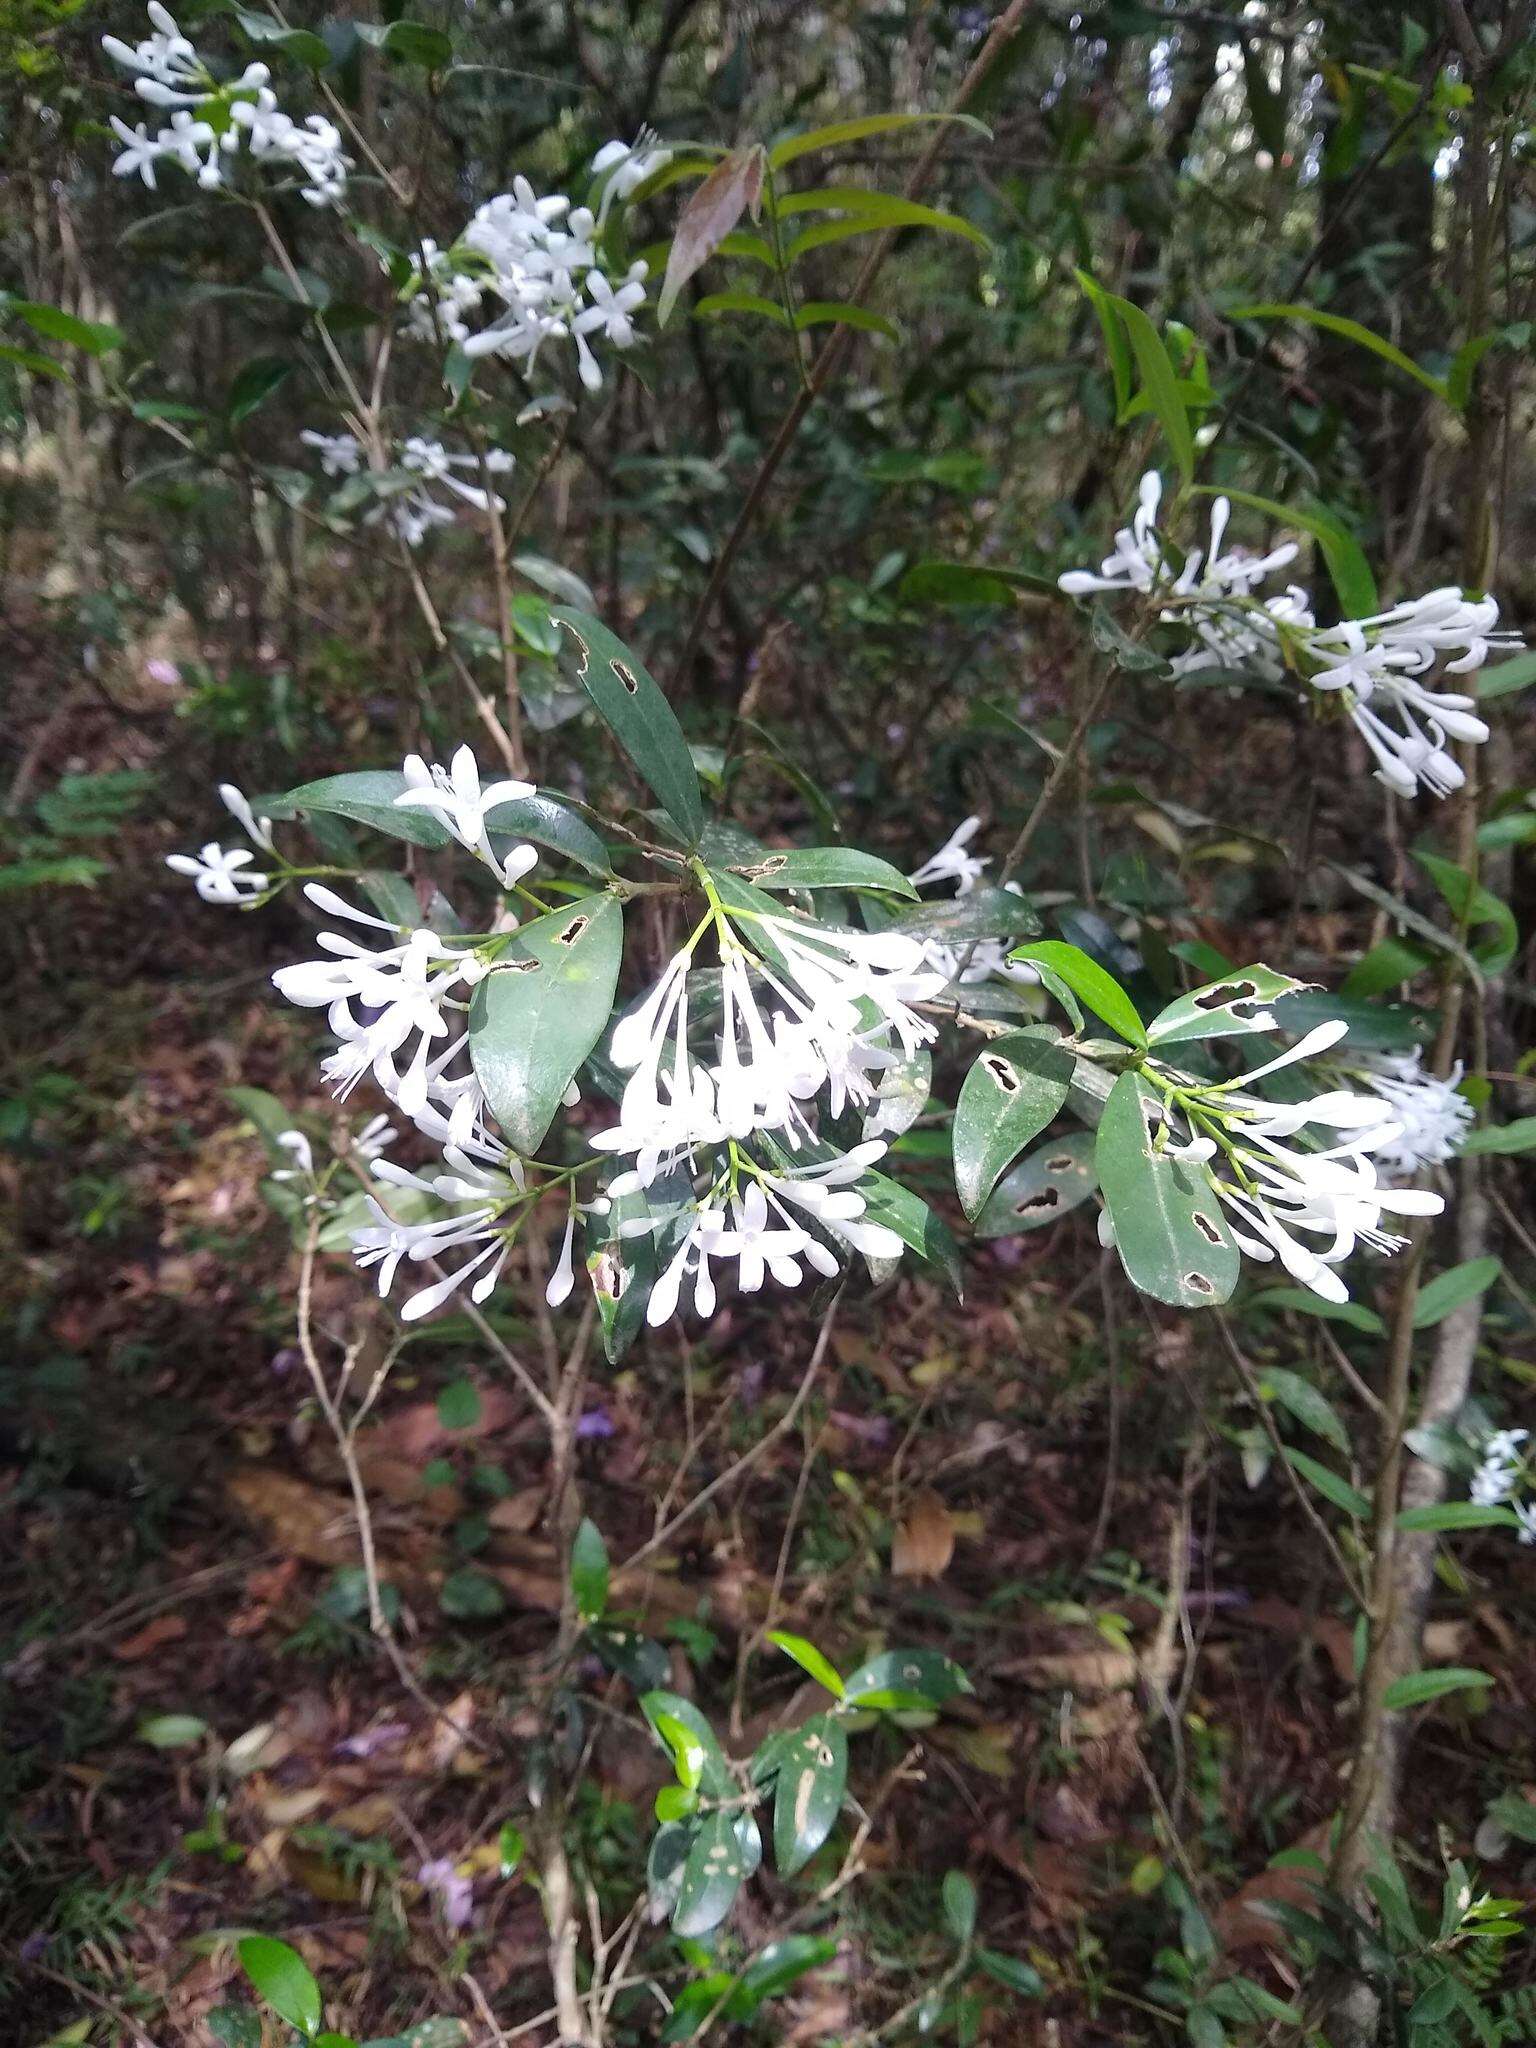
left=1415, top=851, right=1518, bottom=976
left=571, top=1518, right=610, bottom=1622
left=238, top=1936, right=322, bottom=2039
left=975, top=1131, right=1097, bottom=1237
left=1230, top=303, right=1448, bottom=399
left=772, top=1714, right=847, bottom=1876
left=1411, top=1256, right=1501, bottom=1329
left=843, top=1647, right=972, bottom=1710
left=640, top=1692, right=733, bottom=1798
left=1257, top=1366, right=1349, bottom=1453
left=726, top=1936, right=838, bottom=2017
left=552, top=609, right=703, bottom=844
left=1282, top=1447, right=1369, bottom=1518
left=1016, top=941, right=1146, bottom=1045
left=1097, top=1073, right=1237, bottom=1308
left=355, top=18, right=452, bottom=66
left=727, top=846, right=916, bottom=898
left=1246, top=1287, right=1386, bottom=1336
left=1147, top=964, right=1306, bottom=1047
left=231, top=7, right=329, bottom=66
left=767, top=1631, right=845, bottom=1697
left=953, top=1029, right=1073, bottom=1217
left=227, top=355, right=292, bottom=424
left=482, top=790, right=611, bottom=874
left=1395, top=1501, right=1519, bottom=1533
left=767, top=112, right=987, bottom=171
left=857, top=1168, right=964, bottom=1295
left=674, top=1811, right=749, bottom=1936
left=1462, top=1117, right=1536, bottom=1155
left=890, top=885, right=1039, bottom=946
left=280, top=769, right=450, bottom=848
left=468, top=894, right=622, bottom=1153
left=1381, top=1667, right=1492, bottom=1711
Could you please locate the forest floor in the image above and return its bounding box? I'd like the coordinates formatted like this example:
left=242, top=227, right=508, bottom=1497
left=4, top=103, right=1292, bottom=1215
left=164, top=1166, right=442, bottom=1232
left=4, top=653, right=1535, bottom=2048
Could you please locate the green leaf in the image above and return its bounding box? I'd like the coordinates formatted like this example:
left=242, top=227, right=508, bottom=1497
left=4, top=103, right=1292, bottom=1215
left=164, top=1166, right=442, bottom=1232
left=1484, top=1792, right=1536, bottom=1843
left=766, top=1631, right=845, bottom=1698
left=1246, top=1288, right=1386, bottom=1336
left=794, top=301, right=900, bottom=341
left=0, top=343, right=72, bottom=383
left=3, top=297, right=123, bottom=354
left=208, top=2010, right=264, bottom=2048
left=1015, top=941, right=1146, bottom=1045
left=498, top=1823, right=525, bottom=1875
left=975, top=1132, right=1098, bottom=1237
left=1258, top=1366, right=1350, bottom=1453
left=482, top=790, right=611, bottom=875
left=976, top=1950, right=1044, bottom=1996
left=942, top=1870, right=977, bottom=1943
left=1476, top=648, right=1536, bottom=699
left=772, top=1714, right=848, bottom=1876
left=468, top=894, right=623, bottom=1153
left=728, top=846, right=916, bottom=898
left=435, top=1379, right=481, bottom=1431
left=280, top=769, right=450, bottom=848
left=1341, top=936, right=1433, bottom=1000
left=1097, top=1074, right=1237, bottom=1308
left=953, top=1029, right=1073, bottom=1217
left=1415, top=850, right=1518, bottom=976
left=231, top=7, right=330, bottom=66
left=890, top=886, right=1039, bottom=946
left=784, top=196, right=986, bottom=263
left=693, top=289, right=792, bottom=328
left=139, top=1713, right=209, bottom=1748
left=1445, top=331, right=1498, bottom=412
left=227, top=355, right=293, bottom=425
left=1462, top=1117, right=1536, bottom=1155
left=726, top=1937, right=838, bottom=2018
left=552, top=609, right=703, bottom=844
left=856, top=1169, right=964, bottom=1295
left=439, top=1570, right=505, bottom=1619
left=674, top=1812, right=748, bottom=1936
left=898, top=560, right=1030, bottom=606
left=355, top=18, right=452, bottom=66
left=1411, top=1256, right=1501, bottom=1329
left=238, top=1936, right=322, bottom=2039
left=767, top=112, right=987, bottom=172
left=571, top=1518, right=610, bottom=1622
left=1395, top=1501, right=1519, bottom=1532
left=1282, top=1447, right=1369, bottom=1518
left=1190, top=485, right=1377, bottom=618
left=640, top=1692, right=733, bottom=1798
left=1147, top=964, right=1306, bottom=1047
left=1381, top=1667, right=1492, bottom=1711
left=1075, top=269, right=1133, bottom=416
left=655, top=1783, right=698, bottom=1823
left=1408, top=1978, right=1459, bottom=2028
left=1230, top=303, right=1449, bottom=400
left=842, top=1648, right=972, bottom=1710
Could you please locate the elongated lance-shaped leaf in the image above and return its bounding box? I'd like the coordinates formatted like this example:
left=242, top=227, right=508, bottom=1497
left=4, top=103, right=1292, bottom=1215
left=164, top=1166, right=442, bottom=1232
left=975, top=1130, right=1097, bottom=1238
left=277, top=768, right=451, bottom=847
left=725, top=846, right=918, bottom=898
left=552, top=608, right=704, bottom=845
left=1146, top=964, right=1308, bottom=1047
left=1014, top=940, right=1146, bottom=1044
left=888, top=884, right=1040, bottom=945
left=767, top=110, right=988, bottom=171
left=858, top=1169, right=964, bottom=1296
left=772, top=1714, right=848, bottom=1876
left=953, top=1028, right=1074, bottom=1218
left=1096, top=1072, right=1238, bottom=1308
left=673, top=1810, right=749, bottom=1936
left=468, top=894, right=622, bottom=1153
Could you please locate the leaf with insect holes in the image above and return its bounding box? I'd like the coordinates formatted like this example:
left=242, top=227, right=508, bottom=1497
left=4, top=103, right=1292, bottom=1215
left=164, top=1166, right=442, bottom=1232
left=890, top=885, right=1040, bottom=946
left=1097, top=1073, right=1238, bottom=1308
left=1146, top=964, right=1308, bottom=1047
left=658, top=147, right=765, bottom=326
left=773, top=1714, right=848, bottom=1876
left=953, top=1028, right=1074, bottom=1218
left=551, top=609, right=703, bottom=844
left=674, top=1810, right=749, bottom=1935
left=843, top=1647, right=972, bottom=1711
left=468, top=895, right=622, bottom=1153
left=238, top=1936, right=321, bottom=2039
left=975, top=1131, right=1097, bottom=1238
left=726, top=847, right=917, bottom=898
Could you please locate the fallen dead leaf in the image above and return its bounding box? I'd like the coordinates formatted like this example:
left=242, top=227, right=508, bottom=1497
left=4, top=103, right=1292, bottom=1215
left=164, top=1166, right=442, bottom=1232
left=892, top=1489, right=956, bottom=1580
left=111, top=1613, right=188, bottom=1661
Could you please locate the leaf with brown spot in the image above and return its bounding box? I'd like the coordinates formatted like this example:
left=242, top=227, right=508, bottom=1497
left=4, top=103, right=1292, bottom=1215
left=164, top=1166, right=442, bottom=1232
left=891, top=1489, right=956, bottom=1580
left=658, top=147, right=765, bottom=326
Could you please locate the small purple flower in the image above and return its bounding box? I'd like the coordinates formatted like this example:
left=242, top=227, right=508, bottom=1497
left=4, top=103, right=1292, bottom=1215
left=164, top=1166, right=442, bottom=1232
left=418, top=1856, right=474, bottom=1929
left=21, top=1930, right=47, bottom=1963
left=335, top=1720, right=409, bottom=1758
left=574, top=1406, right=614, bottom=1439
left=146, top=658, right=181, bottom=685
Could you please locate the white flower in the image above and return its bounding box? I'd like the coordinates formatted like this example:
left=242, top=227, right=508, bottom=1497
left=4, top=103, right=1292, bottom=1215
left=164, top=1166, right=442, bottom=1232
left=1471, top=1428, right=1527, bottom=1507
left=219, top=782, right=275, bottom=853
left=1059, top=471, right=1167, bottom=596
left=708, top=1180, right=817, bottom=1294
left=108, top=115, right=167, bottom=187
left=394, top=745, right=538, bottom=885
left=271, top=1129, right=314, bottom=1182
left=591, top=129, right=672, bottom=221
left=165, top=841, right=267, bottom=904
left=102, top=3, right=204, bottom=89
left=301, top=429, right=363, bottom=477
left=1358, top=1051, right=1473, bottom=1179
left=546, top=1211, right=577, bottom=1306
left=355, top=1113, right=397, bottom=1161
left=1514, top=1501, right=1536, bottom=1545
left=909, top=816, right=988, bottom=894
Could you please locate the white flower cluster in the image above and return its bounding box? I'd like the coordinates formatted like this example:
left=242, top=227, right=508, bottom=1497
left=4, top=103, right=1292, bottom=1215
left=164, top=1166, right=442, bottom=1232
left=1060, top=473, right=1517, bottom=799
left=1469, top=1427, right=1536, bottom=1542
left=597, top=899, right=948, bottom=1324
left=906, top=817, right=1039, bottom=989
left=1100, top=1018, right=1444, bottom=1303
left=402, top=133, right=667, bottom=389
left=164, top=782, right=274, bottom=902
left=1357, top=1050, right=1474, bottom=1180
left=103, top=3, right=350, bottom=207
left=299, top=431, right=515, bottom=549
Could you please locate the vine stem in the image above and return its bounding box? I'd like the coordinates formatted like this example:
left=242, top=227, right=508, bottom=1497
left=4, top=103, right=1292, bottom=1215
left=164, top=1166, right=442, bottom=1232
left=671, top=0, right=1033, bottom=695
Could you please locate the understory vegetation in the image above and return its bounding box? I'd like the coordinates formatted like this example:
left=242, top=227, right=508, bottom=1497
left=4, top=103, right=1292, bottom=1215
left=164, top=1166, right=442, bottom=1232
left=3, top=1, right=1536, bottom=2043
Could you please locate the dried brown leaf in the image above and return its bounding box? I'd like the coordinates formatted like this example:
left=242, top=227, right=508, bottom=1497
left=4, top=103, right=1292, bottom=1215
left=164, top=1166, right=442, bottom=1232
left=658, top=147, right=764, bottom=324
